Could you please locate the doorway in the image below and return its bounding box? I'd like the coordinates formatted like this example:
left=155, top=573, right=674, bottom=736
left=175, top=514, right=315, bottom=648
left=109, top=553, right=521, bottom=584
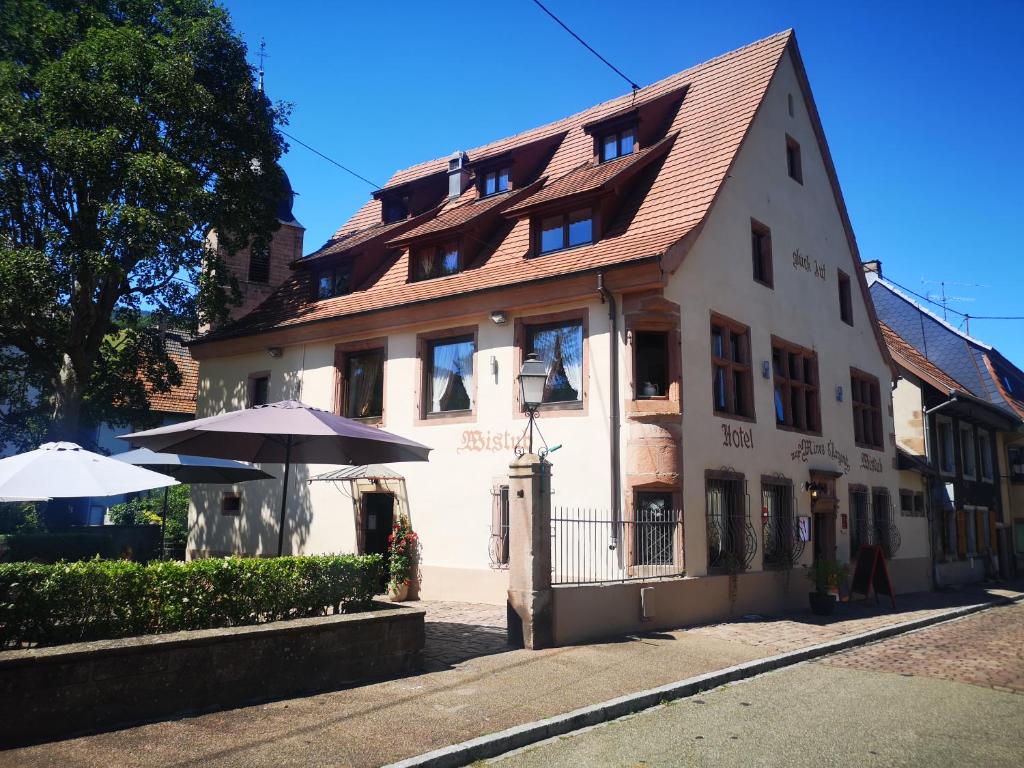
left=809, top=471, right=840, bottom=564
left=362, top=492, right=395, bottom=588
left=813, top=511, right=836, bottom=564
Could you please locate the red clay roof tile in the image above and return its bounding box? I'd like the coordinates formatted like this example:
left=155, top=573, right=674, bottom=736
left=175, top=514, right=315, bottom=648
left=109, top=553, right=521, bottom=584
left=199, top=31, right=794, bottom=343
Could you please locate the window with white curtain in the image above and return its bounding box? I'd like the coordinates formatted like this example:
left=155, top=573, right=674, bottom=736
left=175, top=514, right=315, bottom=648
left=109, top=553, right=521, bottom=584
left=344, top=349, right=384, bottom=420
left=525, top=320, right=584, bottom=404
left=426, top=336, right=474, bottom=414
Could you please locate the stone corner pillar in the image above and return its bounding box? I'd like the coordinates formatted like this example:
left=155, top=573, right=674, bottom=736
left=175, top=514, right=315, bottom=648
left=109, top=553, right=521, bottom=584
left=506, top=453, right=553, bottom=649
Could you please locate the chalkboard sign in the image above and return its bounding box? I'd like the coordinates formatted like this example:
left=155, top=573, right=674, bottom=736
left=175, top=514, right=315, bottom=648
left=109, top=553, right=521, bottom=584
left=849, top=545, right=896, bottom=608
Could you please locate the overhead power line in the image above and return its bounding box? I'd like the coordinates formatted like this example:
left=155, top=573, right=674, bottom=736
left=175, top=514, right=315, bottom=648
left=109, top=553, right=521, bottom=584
left=529, top=0, right=641, bottom=92
left=279, top=129, right=381, bottom=190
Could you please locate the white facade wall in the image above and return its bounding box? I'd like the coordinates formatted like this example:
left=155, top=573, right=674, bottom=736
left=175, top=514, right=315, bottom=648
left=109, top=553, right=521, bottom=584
left=191, top=50, right=931, bottom=603
left=665, top=51, right=929, bottom=580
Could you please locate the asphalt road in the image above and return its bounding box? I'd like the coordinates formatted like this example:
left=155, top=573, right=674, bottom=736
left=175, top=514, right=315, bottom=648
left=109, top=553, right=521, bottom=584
left=488, top=606, right=1024, bottom=768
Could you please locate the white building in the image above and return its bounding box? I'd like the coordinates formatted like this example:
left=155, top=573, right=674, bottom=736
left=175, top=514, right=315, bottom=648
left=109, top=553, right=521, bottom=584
left=188, top=31, right=929, bottom=625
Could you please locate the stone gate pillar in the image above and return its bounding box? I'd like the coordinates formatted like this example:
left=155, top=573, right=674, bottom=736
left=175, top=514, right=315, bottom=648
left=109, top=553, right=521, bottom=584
left=507, top=453, right=553, bottom=649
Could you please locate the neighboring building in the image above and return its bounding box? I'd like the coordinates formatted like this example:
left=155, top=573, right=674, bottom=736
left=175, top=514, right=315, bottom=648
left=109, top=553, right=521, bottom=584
left=868, top=266, right=1024, bottom=584
left=188, top=30, right=928, bottom=615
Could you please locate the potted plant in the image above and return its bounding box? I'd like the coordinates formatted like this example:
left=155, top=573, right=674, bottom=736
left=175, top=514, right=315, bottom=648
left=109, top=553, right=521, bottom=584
left=387, top=516, right=418, bottom=602
left=806, top=559, right=848, bottom=615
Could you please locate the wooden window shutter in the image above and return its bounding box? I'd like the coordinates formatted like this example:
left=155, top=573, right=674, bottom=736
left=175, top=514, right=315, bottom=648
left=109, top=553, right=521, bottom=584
left=956, top=511, right=966, bottom=558
left=989, top=510, right=998, bottom=554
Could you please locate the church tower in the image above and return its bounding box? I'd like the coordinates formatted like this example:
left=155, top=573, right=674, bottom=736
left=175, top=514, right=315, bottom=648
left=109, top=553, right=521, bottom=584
left=203, top=39, right=305, bottom=328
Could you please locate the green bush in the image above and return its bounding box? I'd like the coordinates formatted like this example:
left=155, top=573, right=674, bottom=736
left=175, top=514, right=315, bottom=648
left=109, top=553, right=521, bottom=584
left=0, top=554, right=384, bottom=649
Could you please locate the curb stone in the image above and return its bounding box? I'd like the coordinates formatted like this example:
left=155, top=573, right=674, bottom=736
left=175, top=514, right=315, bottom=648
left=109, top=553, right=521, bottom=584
left=384, top=594, right=1022, bottom=768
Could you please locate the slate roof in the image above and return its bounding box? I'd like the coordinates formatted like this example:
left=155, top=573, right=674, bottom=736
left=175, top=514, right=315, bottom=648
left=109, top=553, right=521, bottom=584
left=870, top=277, right=1024, bottom=420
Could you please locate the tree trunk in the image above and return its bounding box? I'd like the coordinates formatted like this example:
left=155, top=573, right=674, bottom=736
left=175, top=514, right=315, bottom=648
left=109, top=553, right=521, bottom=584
left=50, top=352, right=86, bottom=444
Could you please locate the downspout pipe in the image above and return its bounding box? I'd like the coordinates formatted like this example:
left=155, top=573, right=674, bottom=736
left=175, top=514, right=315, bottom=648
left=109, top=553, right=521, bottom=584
left=598, top=272, right=621, bottom=547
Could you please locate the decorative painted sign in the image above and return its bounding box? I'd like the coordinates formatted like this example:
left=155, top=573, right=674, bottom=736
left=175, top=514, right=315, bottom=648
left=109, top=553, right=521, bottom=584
left=790, top=438, right=851, bottom=474
left=798, top=516, right=811, bottom=542
left=792, top=249, right=826, bottom=281
left=721, top=423, right=754, bottom=450
left=457, top=430, right=517, bottom=454
left=860, top=452, right=884, bottom=473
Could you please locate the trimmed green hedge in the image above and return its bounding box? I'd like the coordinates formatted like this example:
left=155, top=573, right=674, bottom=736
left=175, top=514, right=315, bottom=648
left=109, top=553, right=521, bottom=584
left=0, top=554, right=384, bottom=649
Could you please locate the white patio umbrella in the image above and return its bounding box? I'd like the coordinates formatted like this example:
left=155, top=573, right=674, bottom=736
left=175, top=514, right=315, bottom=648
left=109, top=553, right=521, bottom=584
left=0, top=442, right=178, bottom=499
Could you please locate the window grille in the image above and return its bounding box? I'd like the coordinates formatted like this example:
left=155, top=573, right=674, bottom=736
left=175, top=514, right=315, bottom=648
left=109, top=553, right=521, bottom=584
left=489, top=485, right=510, bottom=568
left=762, top=480, right=804, bottom=569
left=872, top=489, right=901, bottom=558
left=850, top=487, right=870, bottom=555
left=706, top=475, right=756, bottom=571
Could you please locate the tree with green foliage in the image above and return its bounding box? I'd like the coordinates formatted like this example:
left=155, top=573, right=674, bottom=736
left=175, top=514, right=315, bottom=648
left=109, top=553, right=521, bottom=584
left=0, top=0, right=288, bottom=447
left=108, top=483, right=189, bottom=550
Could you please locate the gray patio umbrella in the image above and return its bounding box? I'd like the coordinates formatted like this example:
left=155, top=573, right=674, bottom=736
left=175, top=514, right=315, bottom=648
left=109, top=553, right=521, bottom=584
left=120, top=400, right=431, bottom=555
left=114, top=448, right=275, bottom=557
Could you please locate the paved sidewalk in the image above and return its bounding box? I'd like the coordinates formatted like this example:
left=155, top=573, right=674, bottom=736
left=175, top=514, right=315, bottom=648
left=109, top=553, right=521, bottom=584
left=4, top=583, right=1021, bottom=768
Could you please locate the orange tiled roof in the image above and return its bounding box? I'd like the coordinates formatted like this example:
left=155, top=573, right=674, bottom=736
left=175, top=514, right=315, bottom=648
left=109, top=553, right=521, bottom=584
left=143, top=350, right=198, bottom=415
left=387, top=182, right=541, bottom=245
left=199, top=31, right=795, bottom=343
left=879, top=321, right=966, bottom=394
left=503, top=134, right=677, bottom=216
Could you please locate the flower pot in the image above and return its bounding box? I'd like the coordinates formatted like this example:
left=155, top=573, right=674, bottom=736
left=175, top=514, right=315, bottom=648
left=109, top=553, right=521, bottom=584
left=808, top=591, right=836, bottom=616
left=389, top=581, right=409, bottom=602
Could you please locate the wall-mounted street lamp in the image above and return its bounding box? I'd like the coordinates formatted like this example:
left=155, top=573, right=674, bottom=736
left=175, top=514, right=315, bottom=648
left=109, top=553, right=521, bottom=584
left=518, top=352, right=547, bottom=454
left=802, top=480, right=827, bottom=500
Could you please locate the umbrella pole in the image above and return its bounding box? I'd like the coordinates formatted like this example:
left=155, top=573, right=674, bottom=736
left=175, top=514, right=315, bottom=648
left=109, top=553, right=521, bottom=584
left=160, top=486, right=169, bottom=560
left=276, top=436, right=293, bottom=557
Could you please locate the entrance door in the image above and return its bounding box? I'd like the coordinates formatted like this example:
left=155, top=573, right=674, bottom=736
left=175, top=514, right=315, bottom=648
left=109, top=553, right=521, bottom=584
left=813, top=511, right=836, bottom=563
left=362, top=492, right=395, bottom=588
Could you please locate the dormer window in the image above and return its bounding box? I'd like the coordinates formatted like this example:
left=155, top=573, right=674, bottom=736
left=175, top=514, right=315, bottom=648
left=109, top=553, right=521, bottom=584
left=538, top=209, right=592, bottom=254
left=481, top=167, right=511, bottom=197
left=316, top=263, right=352, bottom=299
left=382, top=197, right=408, bottom=224
left=601, top=127, right=636, bottom=162
left=412, top=242, right=459, bottom=281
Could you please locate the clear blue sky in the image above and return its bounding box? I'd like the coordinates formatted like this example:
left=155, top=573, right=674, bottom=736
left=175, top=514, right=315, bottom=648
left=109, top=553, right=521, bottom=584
left=222, top=0, right=1024, bottom=363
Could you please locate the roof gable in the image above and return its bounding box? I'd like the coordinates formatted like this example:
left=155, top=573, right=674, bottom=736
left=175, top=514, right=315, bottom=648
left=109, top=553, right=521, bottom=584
left=197, top=31, right=796, bottom=347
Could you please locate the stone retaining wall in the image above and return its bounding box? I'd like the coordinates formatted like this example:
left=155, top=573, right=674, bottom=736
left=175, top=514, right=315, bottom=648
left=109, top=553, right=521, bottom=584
left=0, top=602, right=424, bottom=747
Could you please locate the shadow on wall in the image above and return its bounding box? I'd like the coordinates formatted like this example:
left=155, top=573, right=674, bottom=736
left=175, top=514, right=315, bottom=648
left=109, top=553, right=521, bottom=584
left=188, top=368, right=315, bottom=557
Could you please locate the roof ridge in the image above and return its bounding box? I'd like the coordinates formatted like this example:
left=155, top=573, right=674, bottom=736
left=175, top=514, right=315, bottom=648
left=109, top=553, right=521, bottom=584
left=381, top=29, right=794, bottom=188
left=872, top=276, right=993, bottom=350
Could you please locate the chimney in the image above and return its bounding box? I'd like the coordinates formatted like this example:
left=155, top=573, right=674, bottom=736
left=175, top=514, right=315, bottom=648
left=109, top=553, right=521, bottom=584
left=862, top=260, right=882, bottom=278
left=448, top=151, right=469, bottom=199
